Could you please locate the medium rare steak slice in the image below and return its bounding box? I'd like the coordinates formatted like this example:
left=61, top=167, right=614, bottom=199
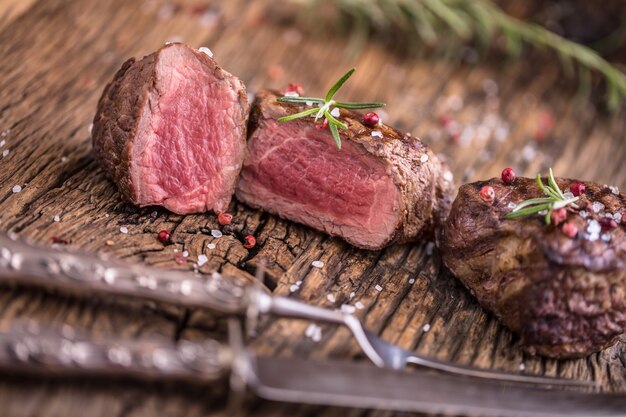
left=92, top=43, right=248, bottom=214
left=441, top=176, right=626, bottom=358
left=236, top=90, right=452, bottom=250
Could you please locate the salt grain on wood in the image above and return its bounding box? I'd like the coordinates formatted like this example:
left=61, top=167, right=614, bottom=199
left=2, top=149, right=9, bottom=157
left=207, top=243, right=216, bottom=249
left=12, top=185, right=21, bottom=193
left=119, top=226, right=128, bottom=234
left=311, top=260, right=324, bottom=268
left=326, top=294, right=335, bottom=303
left=197, top=254, right=208, bottom=266
left=210, top=229, right=222, bottom=238
left=371, top=130, right=383, bottom=138
left=422, top=323, right=431, bottom=332
left=53, top=215, right=60, bottom=222
left=375, top=284, right=383, bottom=292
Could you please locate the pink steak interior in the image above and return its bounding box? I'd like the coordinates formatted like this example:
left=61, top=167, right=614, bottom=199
left=131, top=45, right=243, bottom=214
left=237, top=119, right=400, bottom=248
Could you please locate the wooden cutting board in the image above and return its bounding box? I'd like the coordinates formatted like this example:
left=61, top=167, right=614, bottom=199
left=0, top=0, right=624, bottom=415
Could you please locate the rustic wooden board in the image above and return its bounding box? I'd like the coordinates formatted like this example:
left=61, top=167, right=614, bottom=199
left=0, top=0, right=625, bottom=416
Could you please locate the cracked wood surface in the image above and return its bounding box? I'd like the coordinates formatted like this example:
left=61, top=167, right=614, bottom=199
left=0, top=0, right=625, bottom=416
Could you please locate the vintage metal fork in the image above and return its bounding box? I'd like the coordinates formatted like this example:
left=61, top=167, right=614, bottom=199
left=0, top=234, right=591, bottom=387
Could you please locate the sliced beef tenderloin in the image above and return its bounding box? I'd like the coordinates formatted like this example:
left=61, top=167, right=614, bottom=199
left=441, top=176, right=626, bottom=358
left=92, top=43, right=248, bottom=214
left=236, top=90, right=453, bottom=250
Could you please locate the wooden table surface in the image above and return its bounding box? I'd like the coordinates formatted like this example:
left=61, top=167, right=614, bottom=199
left=0, top=0, right=625, bottom=416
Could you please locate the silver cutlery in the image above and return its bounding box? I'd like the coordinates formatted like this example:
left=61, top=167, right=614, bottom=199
left=0, top=234, right=590, bottom=386
left=0, top=319, right=622, bottom=417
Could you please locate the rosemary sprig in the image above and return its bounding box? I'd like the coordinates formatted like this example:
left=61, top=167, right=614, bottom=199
left=289, top=0, right=626, bottom=111
left=505, top=168, right=579, bottom=225
left=276, top=68, right=385, bottom=149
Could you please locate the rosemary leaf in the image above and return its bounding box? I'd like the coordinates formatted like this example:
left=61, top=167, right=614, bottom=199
left=335, top=101, right=386, bottom=109
left=326, top=68, right=356, bottom=102
left=509, top=197, right=555, bottom=212
left=548, top=168, right=566, bottom=199
left=276, top=107, right=320, bottom=122
left=325, top=110, right=348, bottom=130
left=329, top=122, right=341, bottom=150
left=505, top=203, right=552, bottom=219
left=277, top=96, right=325, bottom=104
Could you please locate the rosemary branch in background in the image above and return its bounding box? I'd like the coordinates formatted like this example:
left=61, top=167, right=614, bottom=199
left=277, top=68, right=385, bottom=149
left=506, top=169, right=579, bottom=225
left=290, top=0, right=626, bottom=111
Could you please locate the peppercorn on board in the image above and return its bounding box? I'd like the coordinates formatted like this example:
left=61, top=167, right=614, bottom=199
left=0, top=0, right=625, bottom=416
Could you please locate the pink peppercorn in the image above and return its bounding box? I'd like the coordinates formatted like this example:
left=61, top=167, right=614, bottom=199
left=243, top=235, right=256, bottom=249
left=285, top=83, right=304, bottom=96
left=479, top=185, right=495, bottom=203
left=362, top=112, right=380, bottom=127
left=157, top=230, right=170, bottom=244
left=217, top=212, right=233, bottom=226
left=570, top=182, right=586, bottom=196
left=561, top=222, right=578, bottom=238
left=550, top=208, right=567, bottom=226
left=501, top=167, right=516, bottom=184
left=599, top=217, right=618, bottom=231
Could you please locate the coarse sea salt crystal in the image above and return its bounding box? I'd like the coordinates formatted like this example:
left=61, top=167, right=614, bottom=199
left=587, top=220, right=601, bottom=239
left=371, top=130, right=383, bottom=139
left=409, top=278, right=415, bottom=284
left=326, top=294, right=335, bottom=303
left=182, top=250, right=189, bottom=258
left=375, top=284, right=383, bottom=292
left=579, top=210, right=588, bottom=219
left=355, top=301, right=364, bottom=310
left=119, top=226, right=128, bottom=234
left=443, top=171, right=453, bottom=182
left=305, top=101, right=313, bottom=106
left=198, top=47, right=213, bottom=57
left=289, top=284, right=299, bottom=293
left=207, top=243, right=216, bottom=249
left=349, top=291, right=356, bottom=300
left=2, top=149, right=9, bottom=157
left=592, top=202, right=605, bottom=213
left=507, top=202, right=517, bottom=210
left=519, top=363, right=526, bottom=371
left=211, top=229, right=222, bottom=238
left=422, top=323, right=431, bottom=332
left=330, top=107, right=340, bottom=118
left=420, top=154, right=429, bottom=163
left=609, top=185, right=619, bottom=195
left=197, top=254, right=208, bottom=266
left=0, top=140, right=5, bottom=147
left=311, top=260, right=324, bottom=268
left=284, top=91, right=299, bottom=97
left=601, top=233, right=612, bottom=243
left=53, top=215, right=60, bottom=222
left=12, top=185, right=21, bottom=193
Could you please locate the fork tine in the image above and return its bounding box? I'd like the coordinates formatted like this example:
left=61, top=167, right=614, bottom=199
left=405, top=355, right=596, bottom=388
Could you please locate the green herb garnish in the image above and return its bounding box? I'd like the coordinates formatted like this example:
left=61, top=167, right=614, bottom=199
left=276, top=68, right=385, bottom=149
left=505, top=168, right=579, bottom=225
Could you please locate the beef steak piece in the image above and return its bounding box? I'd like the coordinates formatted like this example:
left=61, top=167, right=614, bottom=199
left=236, top=90, right=453, bottom=250
left=92, top=43, right=249, bottom=214
left=441, top=176, right=626, bottom=358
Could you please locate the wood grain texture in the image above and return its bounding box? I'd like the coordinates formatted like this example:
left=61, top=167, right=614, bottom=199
left=0, top=0, right=624, bottom=416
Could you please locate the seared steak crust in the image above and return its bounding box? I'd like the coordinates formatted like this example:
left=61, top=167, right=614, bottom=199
left=92, top=43, right=249, bottom=214
left=441, top=177, right=626, bottom=358
left=236, top=90, right=453, bottom=250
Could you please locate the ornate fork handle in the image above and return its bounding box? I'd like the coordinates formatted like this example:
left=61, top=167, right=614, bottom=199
left=0, top=322, right=230, bottom=383
left=0, top=235, right=249, bottom=315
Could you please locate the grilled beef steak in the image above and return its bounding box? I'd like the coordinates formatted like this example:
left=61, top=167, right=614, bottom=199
left=236, top=90, right=452, bottom=250
left=441, top=177, right=626, bottom=358
left=92, top=43, right=249, bottom=214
